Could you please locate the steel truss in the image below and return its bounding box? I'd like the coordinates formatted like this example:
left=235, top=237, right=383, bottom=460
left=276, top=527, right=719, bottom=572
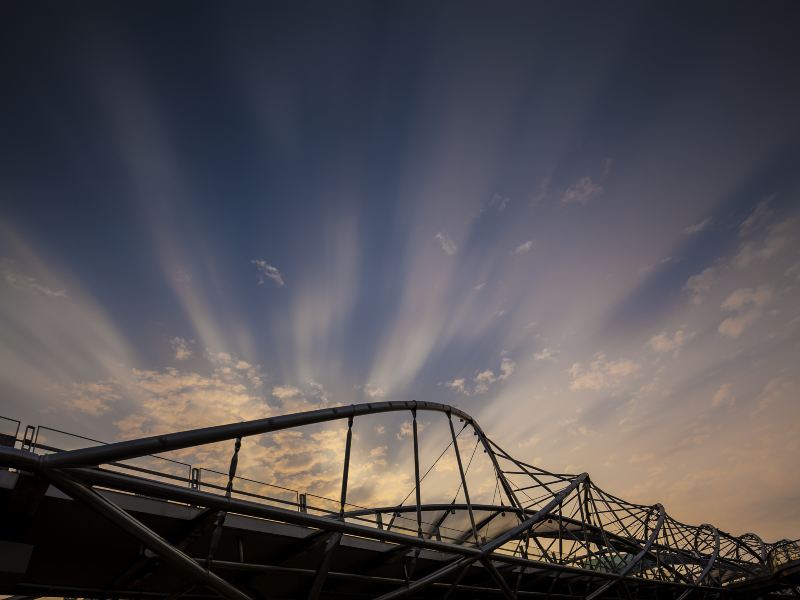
left=1, top=400, right=797, bottom=600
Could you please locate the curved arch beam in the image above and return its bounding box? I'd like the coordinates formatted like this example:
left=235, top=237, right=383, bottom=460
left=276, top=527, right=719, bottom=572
left=42, top=401, right=481, bottom=469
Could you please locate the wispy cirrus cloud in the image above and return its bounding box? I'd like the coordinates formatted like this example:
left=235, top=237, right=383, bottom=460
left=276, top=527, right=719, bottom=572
left=2, top=260, right=67, bottom=298
left=683, top=217, right=712, bottom=235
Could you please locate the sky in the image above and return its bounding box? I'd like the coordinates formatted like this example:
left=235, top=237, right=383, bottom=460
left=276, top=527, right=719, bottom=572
left=1, top=1, right=799, bottom=541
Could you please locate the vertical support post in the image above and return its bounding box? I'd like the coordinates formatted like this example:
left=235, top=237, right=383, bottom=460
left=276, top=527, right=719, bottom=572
left=339, top=416, right=354, bottom=518
left=412, top=409, right=422, bottom=538
left=448, top=414, right=479, bottom=545
left=299, top=493, right=307, bottom=513
left=190, top=467, right=201, bottom=490
left=208, top=436, right=242, bottom=568
left=22, top=425, right=35, bottom=451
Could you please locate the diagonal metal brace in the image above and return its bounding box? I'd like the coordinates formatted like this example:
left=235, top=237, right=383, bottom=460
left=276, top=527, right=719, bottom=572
left=44, top=469, right=252, bottom=600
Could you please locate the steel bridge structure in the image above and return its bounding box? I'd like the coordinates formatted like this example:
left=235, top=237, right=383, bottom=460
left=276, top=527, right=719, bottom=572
left=0, top=401, right=798, bottom=600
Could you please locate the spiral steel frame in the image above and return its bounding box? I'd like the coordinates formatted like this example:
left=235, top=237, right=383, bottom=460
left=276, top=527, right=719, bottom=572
left=1, top=400, right=797, bottom=600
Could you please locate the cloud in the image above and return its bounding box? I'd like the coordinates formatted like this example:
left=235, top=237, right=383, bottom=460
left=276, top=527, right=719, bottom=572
left=251, top=259, right=285, bottom=286
left=568, top=354, right=639, bottom=391
left=739, top=198, right=774, bottom=237
left=433, top=232, right=457, bottom=256
left=718, top=286, right=772, bottom=338
left=756, top=378, right=795, bottom=412
left=444, top=377, right=467, bottom=394
left=685, top=266, right=718, bottom=304
left=560, top=176, right=603, bottom=206
left=647, top=329, right=694, bottom=355
left=63, top=381, right=122, bottom=416
left=531, top=176, right=550, bottom=206
left=473, top=369, right=497, bottom=394
left=711, top=383, right=735, bottom=409
left=721, top=286, right=772, bottom=311
left=485, top=192, right=510, bottom=212
left=444, top=357, right=516, bottom=395
left=533, top=347, right=558, bottom=361
left=733, top=219, right=794, bottom=269
left=718, top=310, right=761, bottom=338
left=513, top=240, right=534, bottom=254
left=170, top=336, right=192, bottom=360
left=683, top=217, right=712, bottom=235
left=396, top=419, right=427, bottom=440
left=363, top=383, right=386, bottom=399
left=2, top=264, right=67, bottom=298
left=639, top=255, right=672, bottom=275
left=499, top=356, right=515, bottom=380
left=272, top=385, right=303, bottom=400
left=785, top=262, right=800, bottom=280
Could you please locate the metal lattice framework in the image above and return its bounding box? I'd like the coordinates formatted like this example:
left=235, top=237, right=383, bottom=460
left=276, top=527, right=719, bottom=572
left=1, top=401, right=798, bottom=600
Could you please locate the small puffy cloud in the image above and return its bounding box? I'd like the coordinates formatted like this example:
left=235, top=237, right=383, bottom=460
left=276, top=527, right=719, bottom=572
left=397, top=419, right=427, bottom=440
left=533, top=347, right=558, bottom=361
left=560, top=176, right=603, bottom=206
left=3, top=265, right=67, bottom=298
left=718, top=286, right=772, bottom=338
left=711, top=383, right=735, bottom=409
left=364, top=383, right=386, bottom=399
left=718, top=311, right=761, bottom=338
left=647, top=329, right=694, bottom=355
left=513, top=240, right=534, bottom=254
left=568, top=354, right=639, bottom=391
left=170, top=336, right=192, bottom=360
left=683, top=217, right=712, bottom=235
left=685, top=267, right=718, bottom=304
left=499, top=357, right=515, bottom=380
left=444, top=378, right=468, bottom=394
left=369, top=445, right=388, bottom=465
left=445, top=357, right=515, bottom=395
left=473, top=369, right=496, bottom=394
left=721, top=286, right=772, bottom=311
left=434, top=232, right=457, bottom=256
left=251, top=259, right=285, bottom=286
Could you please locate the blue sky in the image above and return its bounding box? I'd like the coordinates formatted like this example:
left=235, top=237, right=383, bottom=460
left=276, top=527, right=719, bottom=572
left=1, top=1, right=799, bottom=540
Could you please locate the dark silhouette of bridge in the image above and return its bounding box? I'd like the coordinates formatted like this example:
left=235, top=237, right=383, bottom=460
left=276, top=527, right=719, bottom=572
left=1, top=402, right=798, bottom=600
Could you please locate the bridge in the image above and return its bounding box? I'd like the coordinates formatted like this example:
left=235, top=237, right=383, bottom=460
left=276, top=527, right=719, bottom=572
left=1, top=401, right=798, bottom=599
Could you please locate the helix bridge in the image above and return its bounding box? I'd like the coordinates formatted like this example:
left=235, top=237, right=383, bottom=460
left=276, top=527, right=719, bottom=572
left=0, top=401, right=798, bottom=599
